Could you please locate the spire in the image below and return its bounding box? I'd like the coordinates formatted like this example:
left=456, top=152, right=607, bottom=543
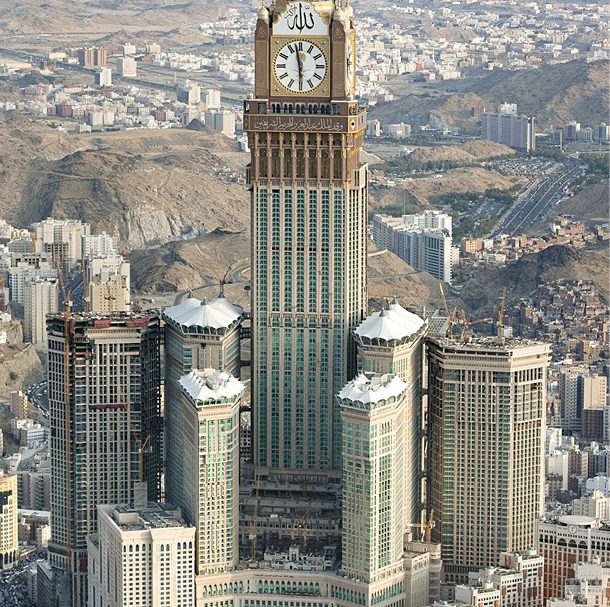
left=258, top=0, right=269, bottom=19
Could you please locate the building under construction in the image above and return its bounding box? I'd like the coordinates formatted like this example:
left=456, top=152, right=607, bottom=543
left=46, top=312, right=161, bottom=607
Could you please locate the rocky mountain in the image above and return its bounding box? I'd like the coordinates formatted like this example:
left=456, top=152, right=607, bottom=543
left=0, top=115, right=249, bottom=247
left=370, top=167, right=521, bottom=215
left=373, top=60, right=609, bottom=130
left=460, top=244, right=609, bottom=314
left=536, top=181, right=609, bottom=229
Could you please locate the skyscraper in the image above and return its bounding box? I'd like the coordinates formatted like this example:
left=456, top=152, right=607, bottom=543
left=46, top=313, right=161, bottom=607
left=427, top=336, right=550, bottom=582
left=0, top=471, right=18, bottom=570
left=339, top=372, right=407, bottom=582
left=245, top=0, right=368, bottom=483
left=163, top=293, right=244, bottom=516
left=170, top=369, right=244, bottom=575
left=354, top=298, right=427, bottom=529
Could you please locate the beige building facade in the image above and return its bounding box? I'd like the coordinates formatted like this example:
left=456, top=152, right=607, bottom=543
left=87, top=501, right=195, bottom=607
left=428, top=337, right=550, bottom=582
left=0, top=472, right=18, bottom=570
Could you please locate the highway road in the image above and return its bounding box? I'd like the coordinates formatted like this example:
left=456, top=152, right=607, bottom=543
left=492, top=161, right=583, bottom=237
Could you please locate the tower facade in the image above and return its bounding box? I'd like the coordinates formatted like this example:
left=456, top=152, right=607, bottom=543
left=0, top=471, right=18, bottom=571
left=172, top=369, right=243, bottom=576
left=354, top=298, right=427, bottom=528
left=46, top=313, right=162, bottom=607
left=339, top=372, right=407, bottom=582
left=427, top=336, right=550, bottom=582
left=163, top=294, right=244, bottom=517
left=245, top=0, right=368, bottom=481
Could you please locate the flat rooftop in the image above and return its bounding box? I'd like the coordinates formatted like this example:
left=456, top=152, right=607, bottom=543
left=111, top=502, right=189, bottom=532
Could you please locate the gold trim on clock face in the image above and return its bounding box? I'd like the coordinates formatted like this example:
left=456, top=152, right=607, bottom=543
left=274, top=39, right=327, bottom=94
left=271, top=37, right=330, bottom=97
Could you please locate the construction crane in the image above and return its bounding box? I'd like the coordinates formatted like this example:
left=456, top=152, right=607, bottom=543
left=497, top=287, right=507, bottom=337
left=133, top=434, right=151, bottom=482
left=457, top=309, right=492, bottom=341
left=55, top=254, right=74, bottom=563
left=250, top=475, right=261, bottom=565
left=438, top=284, right=458, bottom=337
left=406, top=509, right=435, bottom=544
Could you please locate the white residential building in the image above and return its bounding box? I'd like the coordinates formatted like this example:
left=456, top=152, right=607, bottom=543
left=95, top=67, right=112, bottom=87
left=23, top=277, right=59, bottom=347
left=372, top=211, right=454, bottom=283
left=81, top=232, right=118, bottom=260
left=32, top=218, right=90, bottom=272
left=117, top=56, right=137, bottom=78
left=87, top=499, right=196, bottom=607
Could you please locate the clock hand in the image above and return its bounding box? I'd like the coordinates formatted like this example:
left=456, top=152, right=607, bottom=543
left=296, top=51, right=304, bottom=84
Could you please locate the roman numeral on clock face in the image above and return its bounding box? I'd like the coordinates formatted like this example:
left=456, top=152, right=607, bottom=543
left=274, top=40, right=327, bottom=93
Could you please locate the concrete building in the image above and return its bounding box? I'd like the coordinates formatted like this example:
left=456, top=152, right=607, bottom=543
left=354, top=298, right=427, bottom=528
left=23, top=276, right=58, bottom=347
left=572, top=490, right=610, bottom=520
left=87, top=500, right=196, bottom=607
left=77, top=47, right=108, bottom=67
left=32, top=218, right=90, bottom=273
left=81, top=233, right=118, bottom=260
left=372, top=211, right=454, bottom=283
left=465, top=550, right=544, bottom=607
left=19, top=421, right=49, bottom=448
left=9, top=390, right=29, bottom=419
left=205, top=109, right=236, bottom=137
left=8, top=262, right=57, bottom=307
left=95, top=67, right=112, bottom=87
left=117, top=56, right=137, bottom=78
left=559, top=367, right=607, bottom=433
left=46, top=313, right=162, bottom=607
left=481, top=111, right=535, bottom=152
left=85, top=256, right=131, bottom=314
left=18, top=471, right=51, bottom=511
left=455, top=583, right=502, bottom=607
left=205, top=89, right=221, bottom=110
left=171, top=369, right=243, bottom=575
left=0, top=472, right=18, bottom=570
left=546, top=558, right=610, bottom=607
left=121, top=42, right=136, bottom=56
left=177, top=80, right=201, bottom=105
left=538, top=515, right=610, bottom=601
left=385, top=122, right=411, bottom=138
left=428, top=337, right=550, bottom=582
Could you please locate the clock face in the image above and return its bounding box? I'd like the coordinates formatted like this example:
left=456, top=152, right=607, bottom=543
left=274, top=40, right=327, bottom=94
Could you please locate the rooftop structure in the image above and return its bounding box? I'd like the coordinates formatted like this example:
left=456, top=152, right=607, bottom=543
left=163, top=294, right=244, bottom=333
left=88, top=500, right=195, bottom=607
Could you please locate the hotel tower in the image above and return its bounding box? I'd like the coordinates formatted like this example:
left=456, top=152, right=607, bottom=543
left=244, top=0, right=368, bottom=484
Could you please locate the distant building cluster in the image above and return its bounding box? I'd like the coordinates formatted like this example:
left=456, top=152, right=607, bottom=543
left=372, top=210, right=457, bottom=283
left=481, top=104, right=536, bottom=153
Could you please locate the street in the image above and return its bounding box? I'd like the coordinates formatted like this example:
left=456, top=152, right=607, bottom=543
left=492, top=161, right=583, bottom=237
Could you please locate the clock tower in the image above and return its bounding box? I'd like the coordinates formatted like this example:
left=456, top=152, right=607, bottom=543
left=244, top=0, right=367, bottom=485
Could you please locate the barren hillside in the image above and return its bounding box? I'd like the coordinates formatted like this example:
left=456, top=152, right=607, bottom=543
left=0, top=115, right=249, bottom=247
left=373, top=60, right=609, bottom=129
left=460, top=244, right=610, bottom=314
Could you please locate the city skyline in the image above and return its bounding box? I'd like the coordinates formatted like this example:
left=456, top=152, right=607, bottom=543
left=0, top=1, right=607, bottom=606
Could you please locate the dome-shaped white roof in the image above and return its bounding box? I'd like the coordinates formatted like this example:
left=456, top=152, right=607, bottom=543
left=355, top=299, right=425, bottom=342
left=339, top=372, right=406, bottom=405
left=179, top=368, right=244, bottom=404
left=163, top=294, right=243, bottom=330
